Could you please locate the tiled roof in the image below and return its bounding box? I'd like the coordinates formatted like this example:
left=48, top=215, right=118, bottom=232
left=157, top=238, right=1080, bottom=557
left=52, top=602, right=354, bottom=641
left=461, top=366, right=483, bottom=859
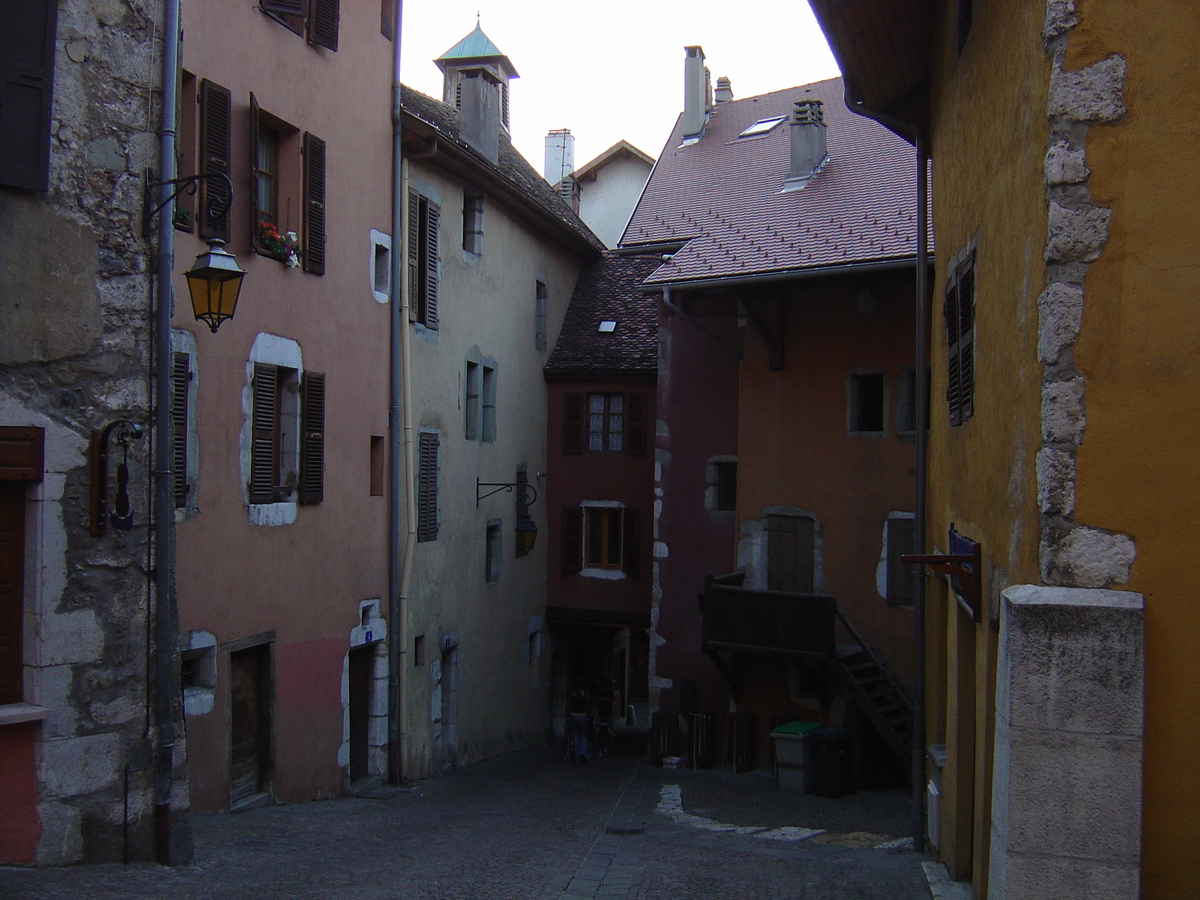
left=401, top=86, right=603, bottom=256
left=544, top=253, right=661, bottom=377
left=621, top=78, right=920, bottom=286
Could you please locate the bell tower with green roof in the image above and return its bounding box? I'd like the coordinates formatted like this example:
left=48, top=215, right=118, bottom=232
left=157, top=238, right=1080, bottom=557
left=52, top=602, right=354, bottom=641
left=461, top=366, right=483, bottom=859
left=436, top=20, right=519, bottom=134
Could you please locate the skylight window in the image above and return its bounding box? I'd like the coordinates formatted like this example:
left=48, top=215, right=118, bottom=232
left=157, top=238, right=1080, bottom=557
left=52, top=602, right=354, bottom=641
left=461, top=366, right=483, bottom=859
left=738, top=115, right=787, bottom=138
left=598, top=320, right=617, bottom=333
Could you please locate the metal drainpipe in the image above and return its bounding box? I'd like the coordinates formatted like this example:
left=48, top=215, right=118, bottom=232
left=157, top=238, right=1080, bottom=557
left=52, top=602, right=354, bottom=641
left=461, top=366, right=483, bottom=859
left=387, top=0, right=413, bottom=786
left=911, top=129, right=931, bottom=854
left=153, top=0, right=182, bottom=864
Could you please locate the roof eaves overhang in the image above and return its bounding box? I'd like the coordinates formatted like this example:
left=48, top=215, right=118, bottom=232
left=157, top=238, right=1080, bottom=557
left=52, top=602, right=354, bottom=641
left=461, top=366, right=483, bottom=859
left=807, top=0, right=937, bottom=139
left=641, top=255, right=921, bottom=294
left=402, top=110, right=603, bottom=259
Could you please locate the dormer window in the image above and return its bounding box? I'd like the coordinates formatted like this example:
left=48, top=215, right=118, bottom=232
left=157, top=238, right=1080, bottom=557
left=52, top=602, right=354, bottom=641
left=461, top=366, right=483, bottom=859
left=738, top=116, right=787, bottom=138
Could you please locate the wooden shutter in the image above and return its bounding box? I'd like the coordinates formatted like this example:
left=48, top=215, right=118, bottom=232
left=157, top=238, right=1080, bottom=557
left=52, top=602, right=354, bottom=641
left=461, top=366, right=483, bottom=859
left=563, top=393, right=584, bottom=455
left=423, top=201, right=440, bottom=328
left=767, top=514, right=814, bottom=593
left=887, top=517, right=916, bottom=604
left=170, top=353, right=191, bottom=508
left=417, top=432, right=439, bottom=541
left=307, top=0, right=340, bottom=50
left=198, top=79, right=232, bottom=241
left=946, top=253, right=975, bottom=427
left=0, top=484, right=25, bottom=704
left=621, top=508, right=640, bottom=577
left=407, top=191, right=420, bottom=323
left=249, top=92, right=261, bottom=251
left=299, top=371, right=325, bottom=504
left=261, top=0, right=304, bottom=13
left=625, top=393, right=647, bottom=456
left=0, top=0, right=58, bottom=191
left=562, top=507, right=583, bottom=573
left=249, top=364, right=278, bottom=503
left=302, top=132, right=326, bottom=275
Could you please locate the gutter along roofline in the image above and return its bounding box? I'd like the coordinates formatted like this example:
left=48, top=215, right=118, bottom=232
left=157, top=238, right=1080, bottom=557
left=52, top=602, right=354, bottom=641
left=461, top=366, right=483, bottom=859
left=642, top=255, right=921, bottom=293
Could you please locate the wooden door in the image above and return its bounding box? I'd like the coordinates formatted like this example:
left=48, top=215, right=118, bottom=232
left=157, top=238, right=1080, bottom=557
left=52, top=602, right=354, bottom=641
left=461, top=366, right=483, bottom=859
left=229, top=644, right=271, bottom=803
left=0, top=484, right=24, bottom=705
left=348, top=646, right=371, bottom=782
left=767, top=514, right=815, bottom=593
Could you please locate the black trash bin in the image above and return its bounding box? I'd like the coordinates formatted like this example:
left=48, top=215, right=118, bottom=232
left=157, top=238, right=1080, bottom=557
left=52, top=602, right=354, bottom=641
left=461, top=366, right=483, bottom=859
left=808, top=726, right=854, bottom=798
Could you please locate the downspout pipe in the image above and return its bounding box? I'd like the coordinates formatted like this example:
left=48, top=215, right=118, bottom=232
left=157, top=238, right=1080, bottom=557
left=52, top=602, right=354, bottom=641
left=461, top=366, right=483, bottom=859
left=387, top=0, right=413, bottom=786
left=154, top=0, right=182, bottom=864
left=912, top=128, right=931, bottom=854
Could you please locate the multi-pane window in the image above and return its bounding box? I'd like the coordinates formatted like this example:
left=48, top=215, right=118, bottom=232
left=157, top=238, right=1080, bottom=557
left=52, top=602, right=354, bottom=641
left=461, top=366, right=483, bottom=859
left=408, top=191, right=440, bottom=328
left=248, top=364, right=324, bottom=505
left=462, top=191, right=483, bottom=254
left=254, top=123, right=279, bottom=227
left=588, top=393, right=624, bottom=452
left=945, top=249, right=976, bottom=427
left=464, top=361, right=496, bottom=442
left=561, top=506, right=640, bottom=575
left=535, top=281, right=548, bottom=352
left=563, top=392, right=646, bottom=455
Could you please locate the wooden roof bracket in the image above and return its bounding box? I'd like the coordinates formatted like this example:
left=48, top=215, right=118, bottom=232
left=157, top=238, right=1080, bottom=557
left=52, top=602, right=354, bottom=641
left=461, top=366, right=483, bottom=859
left=903, top=525, right=981, bottom=622
left=739, top=296, right=784, bottom=370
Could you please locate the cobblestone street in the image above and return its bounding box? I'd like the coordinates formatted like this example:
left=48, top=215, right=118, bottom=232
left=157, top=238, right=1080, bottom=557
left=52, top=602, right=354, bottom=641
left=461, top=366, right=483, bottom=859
left=0, top=742, right=930, bottom=900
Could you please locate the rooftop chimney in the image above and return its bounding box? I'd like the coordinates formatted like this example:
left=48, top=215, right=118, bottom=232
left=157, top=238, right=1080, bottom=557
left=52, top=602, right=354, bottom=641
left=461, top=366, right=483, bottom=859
left=714, top=76, right=733, bottom=104
left=459, top=67, right=502, bottom=164
left=544, top=128, right=575, bottom=186
left=784, top=99, right=827, bottom=191
left=682, top=46, right=709, bottom=141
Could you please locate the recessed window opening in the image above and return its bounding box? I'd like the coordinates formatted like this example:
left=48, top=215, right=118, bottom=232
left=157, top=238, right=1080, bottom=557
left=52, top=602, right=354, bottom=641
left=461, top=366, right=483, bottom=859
left=535, top=281, right=548, bottom=351
left=465, top=362, right=480, bottom=440
left=738, top=115, right=787, bottom=138
left=462, top=191, right=484, bottom=254
left=849, top=372, right=886, bottom=433
left=413, top=634, right=426, bottom=666
left=481, top=366, right=496, bottom=442
left=586, top=507, right=624, bottom=569
left=373, top=243, right=390, bottom=295
left=715, top=461, right=737, bottom=511
left=486, top=521, right=503, bottom=583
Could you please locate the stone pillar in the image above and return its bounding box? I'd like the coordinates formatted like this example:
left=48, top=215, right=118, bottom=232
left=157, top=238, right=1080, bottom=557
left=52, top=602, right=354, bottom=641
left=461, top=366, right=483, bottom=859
left=989, top=585, right=1143, bottom=899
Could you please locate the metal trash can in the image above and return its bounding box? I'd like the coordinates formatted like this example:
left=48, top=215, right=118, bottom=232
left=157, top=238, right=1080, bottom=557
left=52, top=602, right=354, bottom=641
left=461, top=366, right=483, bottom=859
left=689, top=712, right=716, bottom=769
left=771, top=720, right=821, bottom=792
left=650, top=711, right=679, bottom=765
left=809, top=726, right=854, bottom=798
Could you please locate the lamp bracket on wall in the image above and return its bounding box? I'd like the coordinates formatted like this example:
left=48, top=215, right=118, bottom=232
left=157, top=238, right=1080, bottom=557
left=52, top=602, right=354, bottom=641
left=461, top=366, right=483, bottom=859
left=90, top=420, right=144, bottom=535
left=142, top=169, right=234, bottom=239
left=475, top=478, right=539, bottom=508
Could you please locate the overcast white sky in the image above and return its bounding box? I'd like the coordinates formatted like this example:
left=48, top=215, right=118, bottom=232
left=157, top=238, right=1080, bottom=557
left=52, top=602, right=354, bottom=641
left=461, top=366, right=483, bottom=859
left=399, top=1, right=840, bottom=177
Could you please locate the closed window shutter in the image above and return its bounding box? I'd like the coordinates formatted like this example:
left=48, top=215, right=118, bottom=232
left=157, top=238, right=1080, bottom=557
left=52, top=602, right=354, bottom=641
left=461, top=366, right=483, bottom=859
left=625, top=393, right=647, bottom=456
left=958, top=260, right=975, bottom=423
left=302, top=132, right=326, bottom=274
left=299, top=371, right=325, bottom=504
left=261, top=0, right=304, bottom=13
left=621, top=508, right=640, bottom=577
left=887, top=517, right=916, bottom=604
left=417, top=432, right=439, bottom=541
left=307, top=0, right=340, bottom=50
left=407, top=192, right=420, bottom=323
left=0, top=0, right=58, bottom=191
left=249, top=92, right=261, bottom=252
left=562, top=507, right=583, bottom=573
left=767, top=514, right=815, bottom=593
left=563, top=393, right=584, bottom=455
left=423, top=202, right=440, bottom=328
left=198, top=79, right=232, bottom=241
left=170, top=353, right=191, bottom=508
left=249, top=364, right=278, bottom=503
